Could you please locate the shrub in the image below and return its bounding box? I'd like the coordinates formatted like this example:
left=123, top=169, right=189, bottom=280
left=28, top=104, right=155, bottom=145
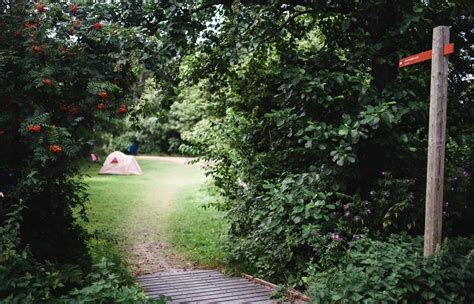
left=308, top=236, right=474, bottom=303
left=0, top=201, right=162, bottom=303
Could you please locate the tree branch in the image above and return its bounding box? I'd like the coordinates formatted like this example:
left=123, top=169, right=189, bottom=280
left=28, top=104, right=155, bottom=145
left=262, top=9, right=314, bottom=43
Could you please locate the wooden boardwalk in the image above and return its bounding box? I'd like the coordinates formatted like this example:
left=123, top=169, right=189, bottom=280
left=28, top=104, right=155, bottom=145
left=137, top=270, right=276, bottom=303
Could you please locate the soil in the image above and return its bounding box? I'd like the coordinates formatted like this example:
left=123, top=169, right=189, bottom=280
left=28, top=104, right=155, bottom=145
left=122, top=156, right=207, bottom=275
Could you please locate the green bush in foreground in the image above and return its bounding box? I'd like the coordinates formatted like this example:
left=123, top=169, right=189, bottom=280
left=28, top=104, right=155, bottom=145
left=308, top=236, right=474, bottom=303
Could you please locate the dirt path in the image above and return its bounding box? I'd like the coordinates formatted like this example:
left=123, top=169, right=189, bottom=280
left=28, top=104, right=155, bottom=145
left=85, top=156, right=208, bottom=275
left=126, top=157, right=207, bottom=275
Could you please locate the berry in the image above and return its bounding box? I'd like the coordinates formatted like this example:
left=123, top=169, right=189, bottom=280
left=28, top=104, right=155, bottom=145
left=43, top=79, right=52, bottom=87
left=118, top=105, right=126, bottom=113
left=31, top=45, right=43, bottom=53
left=36, top=4, right=46, bottom=13
left=92, top=22, right=102, bottom=30
left=99, top=91, right=108, bottom=99
left=97, top=103, right=105, bottom=110
left=14, top=31, right=21, bottom=37
left=25, top=21, right=38, bottom=30
left=49, top=145, right=62, bottom=153
left=27, top=124, right=41, bottom=133
left=70, top=3, right=78, bottom=14
left=68, top=104, right=79, bottom=115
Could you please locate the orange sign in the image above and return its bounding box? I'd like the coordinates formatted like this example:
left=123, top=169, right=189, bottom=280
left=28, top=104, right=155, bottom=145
left=399, top=43, right=454, bottom=68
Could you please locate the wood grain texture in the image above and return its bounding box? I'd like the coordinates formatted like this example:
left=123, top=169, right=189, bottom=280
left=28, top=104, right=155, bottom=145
left=137, top=270, right=276, bottom=303
left=424, top=26, right=450, bottom=257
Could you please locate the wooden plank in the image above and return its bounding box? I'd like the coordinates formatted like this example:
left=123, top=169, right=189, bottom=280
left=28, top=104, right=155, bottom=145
left=170, top=289, right=271, bottom=302
left=151, top=284, right=265, bottom=298
left=242, top=273, right=311, bottom=302
left=170, top=285, right=271, bottom=301
left=138, top=273, right=224, bottom=285
left=424, top=25, right=450, bottom=257
left=140, top=277, right=245, bottom=289
left=144, top=281, right=258, bottom=296
left=137, top=270, right=220, bottom=281
left=137, top=270, right=305, bottom=303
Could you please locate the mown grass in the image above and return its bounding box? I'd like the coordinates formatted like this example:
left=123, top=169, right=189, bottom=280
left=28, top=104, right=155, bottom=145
left=80, top=158, right=227, bottom=276
left=166, top=184, right=227, bottom=268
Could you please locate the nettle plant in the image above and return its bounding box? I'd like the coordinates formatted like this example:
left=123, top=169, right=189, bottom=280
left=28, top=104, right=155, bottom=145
left=0, top=2, right=141, bottom=265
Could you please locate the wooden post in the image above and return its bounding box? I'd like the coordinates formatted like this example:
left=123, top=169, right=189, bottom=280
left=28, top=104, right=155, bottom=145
left=424, top=26, right=450, bottom=257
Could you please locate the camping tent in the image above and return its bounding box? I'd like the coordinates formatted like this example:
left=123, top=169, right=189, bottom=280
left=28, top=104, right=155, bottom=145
left=99, top=151, right=143, bottom=175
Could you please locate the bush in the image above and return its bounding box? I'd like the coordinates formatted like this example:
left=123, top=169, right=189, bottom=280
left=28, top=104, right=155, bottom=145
left=308, top=236, right=474, bottom=303
left=0, top=201, right=162, bottom=303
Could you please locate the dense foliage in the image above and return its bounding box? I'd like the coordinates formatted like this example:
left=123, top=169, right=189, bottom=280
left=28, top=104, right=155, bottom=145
left=0, top=2, right=166, bottom=301
left=1, top=0, right=473, bottom=301
left=308, top=236, right=474, bottom=303
left=176, top=0, right=474, bottom=285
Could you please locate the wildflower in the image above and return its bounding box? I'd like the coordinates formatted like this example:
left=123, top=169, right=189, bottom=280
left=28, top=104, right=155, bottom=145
left=353, top=216, right=361, bottom=222
left=344, top=211, right=351, bottom=217
left=331, top=233, right=343, bottom=241
left=367, top=208, right=373, bottom=215
left=369, top=190, right=375, bottom=196
left=463, top=170, right=471, bottom=178
left=444, top=201, right=448, bottom=209
left=381, top=171, right=386, bottom=176
left=343, top=203, right=350, bottom=210
left=409, top=192, right=415, bottom=199
left=352, top=234, right=360, bottom=240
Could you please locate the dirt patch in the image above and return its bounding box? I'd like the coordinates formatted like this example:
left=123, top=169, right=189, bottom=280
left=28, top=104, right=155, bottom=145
left=126, top=241, right=199, bottom=275
left=118, top=157, right=208, bottom=276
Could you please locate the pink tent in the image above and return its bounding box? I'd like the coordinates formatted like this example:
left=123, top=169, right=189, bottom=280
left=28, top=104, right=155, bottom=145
left=99, top=151, right=143, bottom=175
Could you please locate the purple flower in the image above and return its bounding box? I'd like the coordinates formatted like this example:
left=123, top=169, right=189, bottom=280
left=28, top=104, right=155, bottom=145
left=352, top=234, right=360, bottom=240
left=367, top=208, right=373, bottom=215
left=331, top=233, right=343, bottom=241
left=463, top=170, right=471, bottom=178
left=343, top=203, right=350, bottom=210
left=344, top=211, right=351, bottom=217
left=444, top=201, right=448, bottom=209
left=381, top=171, right=386, bottom=176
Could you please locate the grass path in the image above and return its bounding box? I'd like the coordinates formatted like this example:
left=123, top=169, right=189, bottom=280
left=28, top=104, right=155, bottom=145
left=83, top=158, right=223, bottom=275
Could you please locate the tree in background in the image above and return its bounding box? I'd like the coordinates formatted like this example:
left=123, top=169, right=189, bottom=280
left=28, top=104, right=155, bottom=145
left=178, top=0, right=474, bottom=285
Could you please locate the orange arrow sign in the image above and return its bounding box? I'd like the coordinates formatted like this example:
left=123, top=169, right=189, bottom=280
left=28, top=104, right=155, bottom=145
left=399, top=43, right=454, bottom=68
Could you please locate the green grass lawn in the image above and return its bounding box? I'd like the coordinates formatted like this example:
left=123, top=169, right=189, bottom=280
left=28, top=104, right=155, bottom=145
left=82, top=158, right=227, bottom=274
left=166, top=184, right=227, bottom=268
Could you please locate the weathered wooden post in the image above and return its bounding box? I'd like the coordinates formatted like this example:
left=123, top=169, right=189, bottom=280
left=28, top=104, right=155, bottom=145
left=398, top=26, right=452, bottom=257
left=423, top=26, right=450, bottom=257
